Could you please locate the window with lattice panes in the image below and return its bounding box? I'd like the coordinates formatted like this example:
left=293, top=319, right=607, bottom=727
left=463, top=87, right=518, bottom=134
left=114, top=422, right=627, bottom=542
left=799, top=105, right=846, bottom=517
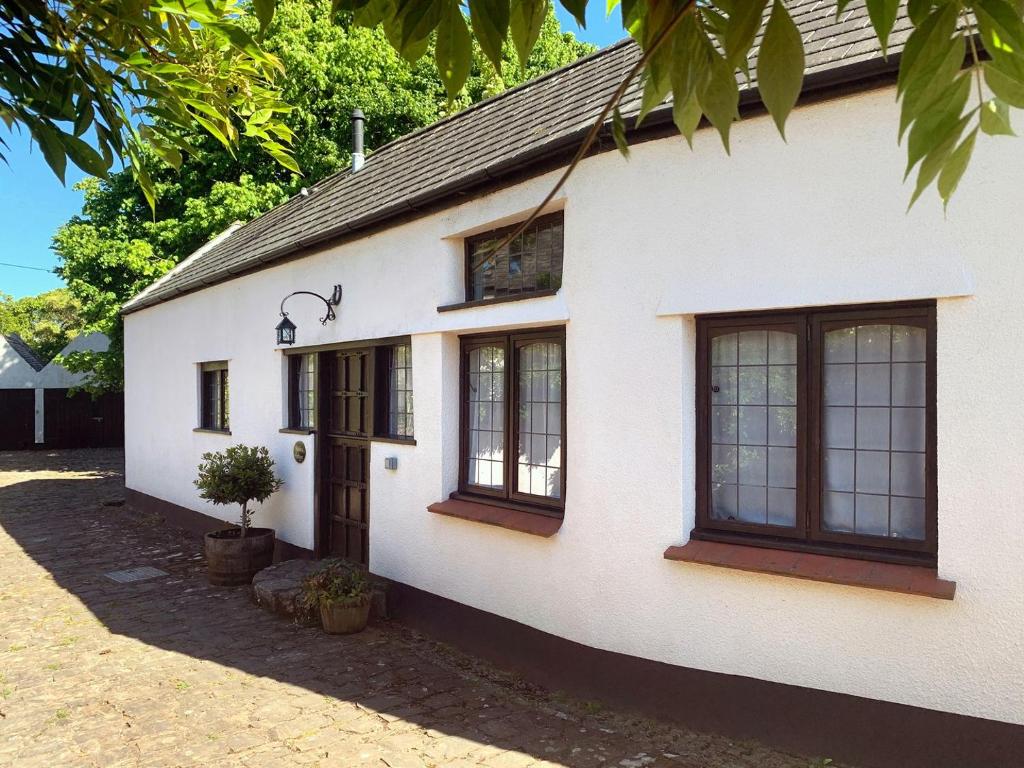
left=459, top=327, right=565, bottom=515
left=696, top=303, right=935, bottom=563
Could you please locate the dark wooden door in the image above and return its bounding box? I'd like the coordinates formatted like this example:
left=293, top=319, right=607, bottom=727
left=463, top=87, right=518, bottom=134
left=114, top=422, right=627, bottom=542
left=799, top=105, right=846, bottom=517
left=44, top=389, right=124, bottom=448
left=320, top=349, right=372, bottom=566
left=0, top=389, right=35, bottom=450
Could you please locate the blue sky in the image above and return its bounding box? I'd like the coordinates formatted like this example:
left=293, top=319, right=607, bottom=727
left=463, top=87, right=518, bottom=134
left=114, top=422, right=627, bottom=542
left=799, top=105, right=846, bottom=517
left=0, top=7, right=624, bottom=300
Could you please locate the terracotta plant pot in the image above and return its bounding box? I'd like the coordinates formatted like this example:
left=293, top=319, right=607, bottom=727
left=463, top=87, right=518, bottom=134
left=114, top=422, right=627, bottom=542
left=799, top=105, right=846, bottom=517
left=320, top=599, right=371, bottom=634
left=204, top=527, right=275, bottom=586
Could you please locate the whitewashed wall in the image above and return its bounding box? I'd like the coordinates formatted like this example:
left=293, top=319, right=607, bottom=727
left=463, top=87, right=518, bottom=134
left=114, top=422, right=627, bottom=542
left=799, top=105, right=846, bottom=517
left=123, top=84, right=1024, bottom=726
left=0, top=336, right=40, bottom=388
left=36, top=332, right=110, bottom=389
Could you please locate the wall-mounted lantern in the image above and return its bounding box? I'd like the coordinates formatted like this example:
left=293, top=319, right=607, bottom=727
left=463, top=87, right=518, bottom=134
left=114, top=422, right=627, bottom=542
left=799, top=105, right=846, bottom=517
left=276, top=285, right=342, bottom=346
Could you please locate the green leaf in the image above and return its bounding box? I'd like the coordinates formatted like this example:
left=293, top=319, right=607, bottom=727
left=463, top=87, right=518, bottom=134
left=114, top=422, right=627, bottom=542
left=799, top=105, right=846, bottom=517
left=865, top=0, right=899, bottom=55
left=907, top=0, right=930, bottom=26
left=980, top=98, right=1015, bottom=135
left=510, top=0, right=548, bottom=69
left=757, top=0, right=804, bottom=138
left=672, top=90, right=703, bottom=147
left=905, top=73, right=970, bottom=177
left=470, top=0, right=511, bottom=72
left=908, top=113, right=971, bottom=208
left=397, top=0, right=444, bottom=53
left=898, top=33, right=964, bottom=139
left=937, top=127, right=977, bottom=208
left=353, top=0, right=390, bottom=27
left=30, top=122, right=67, bottom=184
left=435, top=1, right=472, bottom=99
left=975, top=0, right=1024, bottom=56
left=698, top=48, right=739, bottom=152
left=636, top=70, right=671, bottom=127
left=612, top=106, right=630, bottom=157
left=193, top=114, right=233, bottom=152
left=60, top=132, right=109, bottom=177
left=724, top=0, right=768, bottom=68
left=253, top=0, right=276, bottom=34
left=559, top=0, right=587, bottom=28
left=268, top=147, right=301, bottom=174
left=73, top=99, right=94, bottom=138
left=897, top=4, right=958, bottom=96
left=985, top=60, right=1024, bottom=107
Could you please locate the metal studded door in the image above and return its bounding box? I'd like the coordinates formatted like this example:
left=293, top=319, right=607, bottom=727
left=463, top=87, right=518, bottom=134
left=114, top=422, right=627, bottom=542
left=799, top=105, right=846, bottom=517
left=321, top=349, right=371, bottom=565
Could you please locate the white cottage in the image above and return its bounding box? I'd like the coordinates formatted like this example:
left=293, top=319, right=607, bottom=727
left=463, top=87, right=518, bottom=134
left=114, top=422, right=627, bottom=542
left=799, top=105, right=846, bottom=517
left=120, top=4, right=1024, bottom=765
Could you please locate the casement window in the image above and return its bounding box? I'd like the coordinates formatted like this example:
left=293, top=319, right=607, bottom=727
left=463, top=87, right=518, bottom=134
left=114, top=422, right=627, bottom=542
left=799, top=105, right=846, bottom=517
left=374, top=343, right=414, bottom=439
left=459, top=327, right=565, bottom=515
left=288, top=353, right=316, bottom=430
left=695, top=303, right=936, bottom=563
left=200, top=361, right=230, bottom=431
left=466, top=212, right=564, bottom=302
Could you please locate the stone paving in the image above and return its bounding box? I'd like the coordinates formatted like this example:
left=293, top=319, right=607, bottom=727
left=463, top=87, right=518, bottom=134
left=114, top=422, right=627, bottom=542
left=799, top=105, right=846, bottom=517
left=0, top=449, right=836, bottom=768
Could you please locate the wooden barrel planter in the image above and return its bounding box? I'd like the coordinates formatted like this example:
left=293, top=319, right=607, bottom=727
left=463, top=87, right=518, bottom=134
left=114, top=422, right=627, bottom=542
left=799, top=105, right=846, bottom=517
left=204, top=528, right=276, bottom=586
left=320, top=600, right=372, bottom=634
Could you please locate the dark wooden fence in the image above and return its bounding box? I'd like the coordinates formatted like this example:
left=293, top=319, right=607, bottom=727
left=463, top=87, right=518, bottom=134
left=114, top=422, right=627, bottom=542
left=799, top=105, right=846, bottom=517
left=0, top=390, right=36, bottom=450
left=0, top=389, right=123, bottom=450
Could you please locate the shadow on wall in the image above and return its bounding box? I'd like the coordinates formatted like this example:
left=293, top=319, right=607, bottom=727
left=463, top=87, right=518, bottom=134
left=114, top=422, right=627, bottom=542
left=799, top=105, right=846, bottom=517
left=0, top=448, right=664, bottom=768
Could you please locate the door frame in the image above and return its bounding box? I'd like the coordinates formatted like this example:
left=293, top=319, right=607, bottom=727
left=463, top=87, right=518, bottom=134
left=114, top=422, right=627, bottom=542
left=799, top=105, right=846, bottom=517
left=293, top=336, right=411, bottom=560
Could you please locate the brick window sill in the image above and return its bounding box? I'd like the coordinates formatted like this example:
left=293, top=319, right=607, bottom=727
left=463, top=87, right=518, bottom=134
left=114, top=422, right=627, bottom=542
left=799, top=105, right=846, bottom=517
left=428, top=498, right=562, bottom=537
left=663, top=540, right=956, bottom=600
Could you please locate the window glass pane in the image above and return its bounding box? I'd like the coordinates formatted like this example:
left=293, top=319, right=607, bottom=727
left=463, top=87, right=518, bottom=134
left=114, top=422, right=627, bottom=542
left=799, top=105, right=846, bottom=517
left=466, top=345, right=505, bottom=489
left=201, top=365, right=228, bottom=430
left=467, top=214, right=563, bottom=301
left=292, top=354, right=316, bottom=429
left=516, top=341, right=562, bottom=499
left=821, top=324, right=927, bottom=541
left=709, top=329, right=797, bottom=528
left=388, top=344, right=413, bottom=437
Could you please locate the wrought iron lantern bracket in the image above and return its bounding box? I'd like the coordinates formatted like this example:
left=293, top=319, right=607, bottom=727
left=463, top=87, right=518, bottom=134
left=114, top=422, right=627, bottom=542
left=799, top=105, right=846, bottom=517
left=278, top=284, right=343, bottom=326
left=276, top=285, right=342, bottom=345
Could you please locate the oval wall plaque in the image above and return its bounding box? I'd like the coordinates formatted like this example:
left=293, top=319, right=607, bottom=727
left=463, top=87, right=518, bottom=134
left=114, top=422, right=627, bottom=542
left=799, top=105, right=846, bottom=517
left=293, top=441, right=307, bottom=463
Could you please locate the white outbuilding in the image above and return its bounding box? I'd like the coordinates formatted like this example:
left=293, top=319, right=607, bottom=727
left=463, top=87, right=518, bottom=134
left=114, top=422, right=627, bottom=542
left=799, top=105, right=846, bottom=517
left=120, top=5, right=1024, bottom=766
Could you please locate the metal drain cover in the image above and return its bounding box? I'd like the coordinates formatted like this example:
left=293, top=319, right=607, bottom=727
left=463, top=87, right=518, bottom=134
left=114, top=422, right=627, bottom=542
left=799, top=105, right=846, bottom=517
left=104, top=566, right=169, bottom=583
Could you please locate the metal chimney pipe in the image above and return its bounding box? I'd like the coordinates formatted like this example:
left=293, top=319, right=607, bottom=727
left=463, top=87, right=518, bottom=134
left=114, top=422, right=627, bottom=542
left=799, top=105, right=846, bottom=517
left=351, top=108, right=365, bottom=172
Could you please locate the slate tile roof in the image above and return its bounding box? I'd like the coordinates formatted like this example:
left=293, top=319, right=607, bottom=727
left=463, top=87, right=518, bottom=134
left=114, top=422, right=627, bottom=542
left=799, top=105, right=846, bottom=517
left=123, top=1, right=913, bottom=314
left=5, top=333, right=45, bottom=371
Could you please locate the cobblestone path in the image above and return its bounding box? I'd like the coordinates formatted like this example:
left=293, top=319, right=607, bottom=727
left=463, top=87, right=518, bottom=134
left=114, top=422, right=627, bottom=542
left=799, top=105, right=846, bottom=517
left=0, top=449, right=831, bottom=768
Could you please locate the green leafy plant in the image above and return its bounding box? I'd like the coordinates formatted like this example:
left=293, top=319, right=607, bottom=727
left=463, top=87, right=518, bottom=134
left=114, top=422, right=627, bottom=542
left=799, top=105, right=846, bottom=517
left=0, top=0, right=297, bottom=212
left=194, top=445, right=283, bottom=536
left=300, top=560, right=371, bottom=610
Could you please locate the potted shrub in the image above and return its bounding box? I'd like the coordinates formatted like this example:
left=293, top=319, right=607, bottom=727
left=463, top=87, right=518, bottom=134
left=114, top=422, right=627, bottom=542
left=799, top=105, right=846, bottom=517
left=300, top=560, right=372, bottom=634
left=195, top=445, right=283, bottom=586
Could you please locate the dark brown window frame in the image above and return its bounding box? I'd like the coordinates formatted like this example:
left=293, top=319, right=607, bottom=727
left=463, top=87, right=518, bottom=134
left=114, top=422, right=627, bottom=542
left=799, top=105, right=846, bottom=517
left=373, top=342, right=414, bottom=441
left=457, top=326, right=567, bottom=517
left=200, top=361, right=229, bottom=432
left=287, top=353, right=316, bottom=430
left=464, top=211, right=564, bottom=303
left=281, top=337, right=415, bottom=443
left=694, top=301, right=937, bottom=566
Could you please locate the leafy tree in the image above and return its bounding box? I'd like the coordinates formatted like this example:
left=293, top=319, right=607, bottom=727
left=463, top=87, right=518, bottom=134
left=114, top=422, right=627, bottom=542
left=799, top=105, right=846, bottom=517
left=0, top=0, right=296, bottom=210
left=0, top=289, right=84, bottom=363
left=53, top=0, right=592, bottom=392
